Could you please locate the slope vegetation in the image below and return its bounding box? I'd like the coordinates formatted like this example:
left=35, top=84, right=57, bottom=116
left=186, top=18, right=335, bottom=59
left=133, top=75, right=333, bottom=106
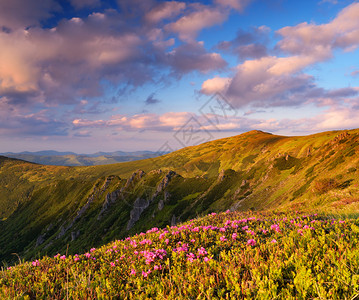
left=0, top=129, right=358, bottom=263
left=1, top=211, right=359, bottom=299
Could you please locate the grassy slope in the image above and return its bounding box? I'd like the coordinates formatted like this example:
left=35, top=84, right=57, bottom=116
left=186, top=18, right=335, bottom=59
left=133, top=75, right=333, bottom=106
left=1, top=211, right=358, bottom=299
left=0, top=129, right=359, bottom=264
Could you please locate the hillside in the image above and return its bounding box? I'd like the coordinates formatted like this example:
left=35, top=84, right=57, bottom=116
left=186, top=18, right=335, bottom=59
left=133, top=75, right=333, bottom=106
left=0, top=129, right=359, bottom=263
left=1, top=211, right=359, bottom=299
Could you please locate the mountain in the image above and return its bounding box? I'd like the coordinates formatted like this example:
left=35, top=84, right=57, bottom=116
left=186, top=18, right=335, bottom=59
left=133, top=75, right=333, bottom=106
left=0, top=129, right=358, bottom=264
left=0, top=150, right=166, bottom=166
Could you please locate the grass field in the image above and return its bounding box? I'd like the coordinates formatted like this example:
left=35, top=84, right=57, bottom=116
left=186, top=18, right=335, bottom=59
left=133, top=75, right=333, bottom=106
left=1, top=210, right=358, bottom=299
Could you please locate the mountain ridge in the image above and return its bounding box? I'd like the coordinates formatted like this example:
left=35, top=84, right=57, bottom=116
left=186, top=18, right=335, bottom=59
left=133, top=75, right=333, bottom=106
left=0, top=128, right=358, bottom=264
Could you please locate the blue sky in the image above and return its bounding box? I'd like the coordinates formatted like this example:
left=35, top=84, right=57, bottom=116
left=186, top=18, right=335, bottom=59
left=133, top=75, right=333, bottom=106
left=0, top=0, right=358, bottom=153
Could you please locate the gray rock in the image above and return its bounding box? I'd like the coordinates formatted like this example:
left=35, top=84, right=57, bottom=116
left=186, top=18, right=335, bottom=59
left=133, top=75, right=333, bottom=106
left=71, top=230, right=80, bottom=241
left=158, top=199, right=164, bottom=211
left=126, top=197, right=149, bottom=230
left=36, top=234, right=46, bottom=247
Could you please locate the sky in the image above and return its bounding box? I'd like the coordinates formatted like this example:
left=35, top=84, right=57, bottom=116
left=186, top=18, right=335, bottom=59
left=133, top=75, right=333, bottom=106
left=0, top=0, right=359, bottom=153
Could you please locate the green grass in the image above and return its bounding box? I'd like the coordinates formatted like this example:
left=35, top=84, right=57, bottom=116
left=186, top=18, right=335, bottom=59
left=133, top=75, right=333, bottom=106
left=1, top=211, right=358, bottom=299
left=1, top=128, right=359, bottom=265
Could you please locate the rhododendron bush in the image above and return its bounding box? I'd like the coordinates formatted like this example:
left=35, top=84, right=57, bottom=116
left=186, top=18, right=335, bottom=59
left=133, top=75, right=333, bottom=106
left=1, top=211, right=359, bottom=299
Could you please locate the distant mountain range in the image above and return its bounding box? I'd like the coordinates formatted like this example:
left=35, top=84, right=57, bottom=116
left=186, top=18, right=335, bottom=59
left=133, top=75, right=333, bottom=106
left=0, top=150, right=167, bottom=166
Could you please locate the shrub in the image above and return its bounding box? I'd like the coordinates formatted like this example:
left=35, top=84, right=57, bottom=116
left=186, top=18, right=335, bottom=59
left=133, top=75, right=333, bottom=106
left=312, top=178, right=339, bottom=194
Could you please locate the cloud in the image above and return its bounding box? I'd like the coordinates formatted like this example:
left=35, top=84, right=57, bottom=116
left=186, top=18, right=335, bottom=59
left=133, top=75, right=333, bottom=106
left=351, top=70, right=359, bottom=77
left=145, top=93, right=161, bottom=105
left=145, top=1, right=186, bottom=23
left=0, top=0, right=60, bottom=30
left=0, top=97, right=68, bottom=136
left=165, top=6, right=228, bottom=42
left=277, top=2, right=359, bottom=55
left=166, top=42, right=227, bottom=75
left=202, top=3, right=359, bottom=109
left=202, top=56, right=318, bottom=107
left=0, top=2, right=230, bottom=114
left=74, top=112, right=194, bottom=132
left=200, top=77, right=231, bottom=95
left=215, top=0, right=253, bottom=12
left=216, top=26, right=270, bottom=60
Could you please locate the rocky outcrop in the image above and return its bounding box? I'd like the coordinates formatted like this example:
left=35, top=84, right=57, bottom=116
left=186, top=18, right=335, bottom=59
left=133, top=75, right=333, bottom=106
left=127, top=171, right=176, bottom=229
left=331, top=132, right=350, bottom=144
left=57, top=176, right=114, bottom=239
left=36, top=234, right=46, bottom=247
left=126, top=197, right=150, bottom=230
left=100, top=175, right=117, bottom=192
left=125, top=170, right=145, bottom=188
left=171, top=214, right=180, bottom=226
left=156, top=170, right=176, bottom=193
left=71, top=230, right=80, bottom=241
left=97, top=189, right=122, bottom=220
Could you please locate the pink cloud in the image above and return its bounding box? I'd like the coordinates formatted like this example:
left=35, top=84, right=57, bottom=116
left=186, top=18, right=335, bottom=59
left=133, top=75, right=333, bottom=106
left=202, top=3, right=359, bottom=109
left=215, top=0, right=253, bottom=12
left=166, top=42, right=227, bottom=74
left=201, top=77, right=231, bottom=95
left=277, top=2, right=359, bottom=55
left=0, top=0, right=60, bottom=30
left=165, top=6, right=227, bottom=42
left=145, top=1, right=186, bottom=23
left=202, top=56, right=316, bottom=107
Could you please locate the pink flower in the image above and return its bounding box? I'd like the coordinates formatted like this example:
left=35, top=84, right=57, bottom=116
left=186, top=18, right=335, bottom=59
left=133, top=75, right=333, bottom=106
left=130, top=269, right=136, bottom=276
left=85, top=253, right=91, bottom=258
left=165, top=239, right=169, bottom=245
left=197, top=247, right=208, bottom=256
left=154, top=265, right=162, bottom=270
left=247, top=239, right=256, bottom=246
left=242, top=225, right=249, bottom=230
left=142, top=269, right=152, bottom=277
left=90, top=248, right=96, bottom=252
left=270, top=224, right=281, bottom=233
left=60, top=255, right=66, bottom=260
left=271, top=239, right=277, bottom=243
left=232, top=233, right=237, bottom=240
left=203, top=257, right=211, bottom=262
left=220, top=236, right=227, bottom=242
left=32, top=260, right=39, bottom=266
left=110, top=262, right=115, bottom=267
